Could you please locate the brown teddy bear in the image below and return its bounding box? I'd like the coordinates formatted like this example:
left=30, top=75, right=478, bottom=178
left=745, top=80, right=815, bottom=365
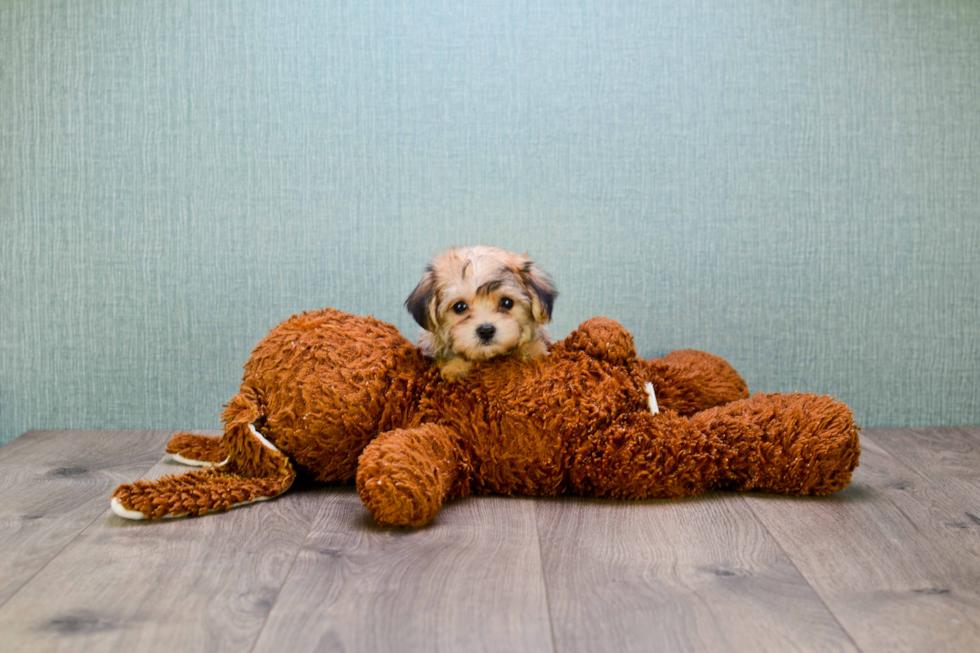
left=111, top=308, right=860, bottom=526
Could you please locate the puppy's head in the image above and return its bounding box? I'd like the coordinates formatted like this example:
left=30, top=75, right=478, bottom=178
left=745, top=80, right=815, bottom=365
left=405, top=246, right=557, bottom=361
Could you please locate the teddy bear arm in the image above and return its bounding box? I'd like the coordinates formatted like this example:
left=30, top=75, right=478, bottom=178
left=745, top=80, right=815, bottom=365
left=356, top=424, right=470, bottom=527
left=691, top=392, right=860, bottom=495
left=641, top=349, right=749, bottom=416
left=566, top=392, right=859, bottom=501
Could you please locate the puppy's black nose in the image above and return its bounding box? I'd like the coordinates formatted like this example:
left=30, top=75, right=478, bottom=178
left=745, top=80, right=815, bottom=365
left=476, top=324, right=496, bottom=342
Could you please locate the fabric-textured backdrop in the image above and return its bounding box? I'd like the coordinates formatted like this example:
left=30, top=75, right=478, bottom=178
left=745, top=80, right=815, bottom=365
left=2, top=0, right=978, bottom=445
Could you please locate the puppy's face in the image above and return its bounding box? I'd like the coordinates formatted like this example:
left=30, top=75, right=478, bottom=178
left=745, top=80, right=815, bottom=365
left=406, top=246, right=557, bottom=362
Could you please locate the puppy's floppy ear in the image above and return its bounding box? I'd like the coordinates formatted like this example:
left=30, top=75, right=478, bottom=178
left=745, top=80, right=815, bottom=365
left=405, top=265, right=438, bottom=330
left=520, top=259, right=558, bottom=324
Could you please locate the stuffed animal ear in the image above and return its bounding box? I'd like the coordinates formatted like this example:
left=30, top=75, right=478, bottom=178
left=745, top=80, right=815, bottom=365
left=520, top=260, right=558, bottom=324
left=405, top=264, right=439, bottom=330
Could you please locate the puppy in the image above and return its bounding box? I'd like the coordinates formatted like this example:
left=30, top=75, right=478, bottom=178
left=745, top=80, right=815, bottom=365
left=405, top=246, right=558, bottom=381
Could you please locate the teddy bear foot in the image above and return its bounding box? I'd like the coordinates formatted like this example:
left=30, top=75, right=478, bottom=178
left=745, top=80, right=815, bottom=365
left=165, top=432, right=228, bottom=467
left=110, top=469, right=289, bottom=520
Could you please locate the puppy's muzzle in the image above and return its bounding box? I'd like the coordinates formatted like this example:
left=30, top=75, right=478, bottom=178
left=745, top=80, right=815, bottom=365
left=476, top=324, right=496, bottom=343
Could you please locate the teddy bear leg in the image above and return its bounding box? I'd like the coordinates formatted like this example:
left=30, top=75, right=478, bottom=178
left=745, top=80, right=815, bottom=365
left=356, top=424, right=469, bottom=527
left=640, top=350, right=750, bottom=416
left=568, top=411, right=730, bottom=500
left=165, top=433, right=226, bottom=467
left=692, top=392, right=860, bottom=495
left=111, top=399, right=296, bottom=519
left=110, top=468, right=293, bottom=520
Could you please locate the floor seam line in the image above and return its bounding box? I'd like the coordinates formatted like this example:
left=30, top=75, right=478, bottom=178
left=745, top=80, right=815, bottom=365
left=533, top=501, right=560, bottom=653
left=246, top=497, right=321, bottom=653
left=739, top=494, right=865, bottom=653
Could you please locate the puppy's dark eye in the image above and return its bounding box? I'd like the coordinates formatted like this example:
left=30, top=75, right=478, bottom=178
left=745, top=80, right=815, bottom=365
left=453, top=301, right=468, bottom=314
left=499, top=297, right=514, bottom=310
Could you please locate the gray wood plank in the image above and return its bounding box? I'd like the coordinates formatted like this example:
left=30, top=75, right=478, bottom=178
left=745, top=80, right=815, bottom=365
left=0, top=430, right=173, bottom=607
left=0, top=439, right=318, bottom=653
left=251, top=491, right=554, bottom=653
left=744, top=430, right=980, bottom=653
left=867, top=426, right=980, bottom=507
left=535, top=494, right=858, bottom=653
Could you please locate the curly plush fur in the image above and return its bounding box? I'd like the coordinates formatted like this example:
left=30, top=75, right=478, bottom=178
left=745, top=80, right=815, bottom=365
left=111, top=308, right=860, bottom=526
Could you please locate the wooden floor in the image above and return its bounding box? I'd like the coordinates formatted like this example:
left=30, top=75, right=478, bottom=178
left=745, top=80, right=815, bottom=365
left=0, top=427, right=978, bottom=652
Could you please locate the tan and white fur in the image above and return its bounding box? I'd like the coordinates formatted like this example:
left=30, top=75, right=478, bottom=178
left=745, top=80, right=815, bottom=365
left=405, top=246, right=558, bottom=381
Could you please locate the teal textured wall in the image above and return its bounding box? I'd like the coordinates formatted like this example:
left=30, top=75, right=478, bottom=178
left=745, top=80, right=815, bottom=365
left=2, top=0, right=979, bottom=445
